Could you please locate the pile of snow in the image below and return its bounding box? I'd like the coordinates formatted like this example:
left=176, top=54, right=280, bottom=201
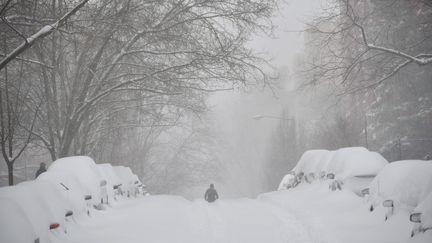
left=369, top=160, right=432, bottom=210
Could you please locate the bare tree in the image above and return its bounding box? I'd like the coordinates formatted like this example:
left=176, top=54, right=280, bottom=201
left=26, top=0, right=277, bottom=159
left=304, top=0, right=432, bottom=92
left=0, top=62, right=40, bottom=185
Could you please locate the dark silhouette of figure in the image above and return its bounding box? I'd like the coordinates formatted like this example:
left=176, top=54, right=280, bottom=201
left=204, top=184, right=219, bottom=203
left=35, top=162, right=47, bottom=178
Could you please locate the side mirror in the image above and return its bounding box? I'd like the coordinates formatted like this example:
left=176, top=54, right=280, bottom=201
left=65, top=211, right=73, bottom=217
left=327, top=173, right=335, bottom=179
left=134, top=180, right=139, bottom=184
left=382, top=200, right=394, bottom=207
left=410, top=213, right=422, bottom=223
left=84, top=195, right=92, bottom=200
left=113, top=184, right=119, bottom=190
left=100, top=180, right=107, bottom=187
left=361, top=188, right=370, bottom=196
left=34, top=238, right=40, bottom=243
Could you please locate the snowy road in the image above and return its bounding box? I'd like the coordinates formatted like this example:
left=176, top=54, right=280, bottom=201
left=60, top=195, right=316, bottom=243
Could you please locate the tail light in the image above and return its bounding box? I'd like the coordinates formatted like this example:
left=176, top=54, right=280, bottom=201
left=49, top=223, right=60, bottom=230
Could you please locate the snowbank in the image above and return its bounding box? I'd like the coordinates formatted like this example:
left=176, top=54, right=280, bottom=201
left=369, top=160, right=432, bottom=210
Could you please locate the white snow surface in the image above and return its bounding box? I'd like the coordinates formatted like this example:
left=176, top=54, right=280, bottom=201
left=293, top=147, right=388, bottom=179
left=0, top=198, right=36, bottom=243
left=2, top=154, right=432, bottom=243
left=369, top=160, right=432, bottom=210
left=260, top=182, right=432, bottom=243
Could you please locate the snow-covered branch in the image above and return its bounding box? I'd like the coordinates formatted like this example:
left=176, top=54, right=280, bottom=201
left=0, top=0, right=89, bottom=71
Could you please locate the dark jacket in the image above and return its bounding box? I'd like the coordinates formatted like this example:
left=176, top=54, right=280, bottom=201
left=204, top=188, right=219, bottom=202
left=35, top=167, right=46, bottom=178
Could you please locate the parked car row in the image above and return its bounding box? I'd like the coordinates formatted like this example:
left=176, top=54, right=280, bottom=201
left=0, top=156, right=146, bottom=243
left=279, top=148, right=432, bottom=238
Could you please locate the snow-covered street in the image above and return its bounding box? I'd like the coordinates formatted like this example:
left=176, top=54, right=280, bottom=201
left=55, top=184, right=432, bottom=243
left=61, top=196, right=314, bottom=243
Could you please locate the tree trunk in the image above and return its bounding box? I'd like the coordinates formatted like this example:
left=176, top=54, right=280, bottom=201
left=7, top=162, right=13, bottom=186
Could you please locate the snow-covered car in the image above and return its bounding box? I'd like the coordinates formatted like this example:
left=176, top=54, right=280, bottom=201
left=410, top=191, right=432, bottom=237
left=0, top=180, right=73, bottom=243
left=284, top=147, right=388, bottom=194
left=48, top=156, right=105, bottom=207
left=96, top=163, right=122, bottom=203
left=278, top=171, right=296, bottom=190
left=113, top=166, right=143, bottom=197
left=369, top=160, right=432, bottom=222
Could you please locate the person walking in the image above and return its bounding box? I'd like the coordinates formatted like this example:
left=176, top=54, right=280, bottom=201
left=35, top=162, right=47, bottom=178
left=204, top=183, right=219, bottom=203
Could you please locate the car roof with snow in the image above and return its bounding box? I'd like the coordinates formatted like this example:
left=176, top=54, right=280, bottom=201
left=293, top=147, right=388, bottom=179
